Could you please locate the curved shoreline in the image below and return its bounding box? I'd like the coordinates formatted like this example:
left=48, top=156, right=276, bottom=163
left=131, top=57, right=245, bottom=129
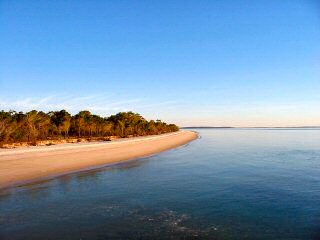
left=0, top=130, right=198, bottom=190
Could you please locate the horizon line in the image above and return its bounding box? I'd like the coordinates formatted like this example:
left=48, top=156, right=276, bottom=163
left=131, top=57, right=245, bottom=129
left=181, top=126, right=320, bottom=129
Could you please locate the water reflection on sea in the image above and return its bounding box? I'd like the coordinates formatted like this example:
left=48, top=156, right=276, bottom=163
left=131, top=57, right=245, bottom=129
left=1, top=129, right=320, bottom=240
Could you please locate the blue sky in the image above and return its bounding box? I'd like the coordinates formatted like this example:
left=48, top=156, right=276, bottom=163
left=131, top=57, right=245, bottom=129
left=1, top=0, right=319, bottom=127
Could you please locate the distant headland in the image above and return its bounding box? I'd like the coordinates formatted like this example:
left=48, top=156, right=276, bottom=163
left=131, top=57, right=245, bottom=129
left=182, top=126, right=320, bottom=129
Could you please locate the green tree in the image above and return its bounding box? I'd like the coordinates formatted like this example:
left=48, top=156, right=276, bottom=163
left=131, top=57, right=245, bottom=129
left=49, top=110, right=71, bottom=138
left=0, top=110, right=179, bottom=145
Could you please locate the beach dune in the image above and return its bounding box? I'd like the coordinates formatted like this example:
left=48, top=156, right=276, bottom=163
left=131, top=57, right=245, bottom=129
left=0, top=130, right=198, bottom=190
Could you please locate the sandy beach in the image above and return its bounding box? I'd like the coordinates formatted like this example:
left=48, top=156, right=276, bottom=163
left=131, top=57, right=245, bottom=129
left=0, top=130, right=198, bottom=190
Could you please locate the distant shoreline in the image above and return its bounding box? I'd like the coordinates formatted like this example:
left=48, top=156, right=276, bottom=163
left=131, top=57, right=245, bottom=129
left=182, top=126, right=320, bottom=129
left=0, top=130, right=198, bottom=190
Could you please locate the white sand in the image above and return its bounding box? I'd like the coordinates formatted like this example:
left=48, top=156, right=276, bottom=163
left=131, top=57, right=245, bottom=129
left=0, top=131, right=198, bottom=189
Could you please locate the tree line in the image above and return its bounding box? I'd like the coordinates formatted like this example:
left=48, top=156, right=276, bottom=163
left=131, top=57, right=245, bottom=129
left=0, top=110, right=179, bottom=145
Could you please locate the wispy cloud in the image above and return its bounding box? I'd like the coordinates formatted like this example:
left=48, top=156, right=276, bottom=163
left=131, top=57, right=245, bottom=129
left=0, top=95, right=143, bottom=115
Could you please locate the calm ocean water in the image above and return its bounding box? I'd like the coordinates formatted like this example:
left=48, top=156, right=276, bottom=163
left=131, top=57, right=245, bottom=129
left=1, top=129, right=320, bottom=240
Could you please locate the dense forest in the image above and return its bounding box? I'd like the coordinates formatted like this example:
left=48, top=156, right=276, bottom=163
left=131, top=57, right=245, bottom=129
left=0, top=110, right=179, bottom=146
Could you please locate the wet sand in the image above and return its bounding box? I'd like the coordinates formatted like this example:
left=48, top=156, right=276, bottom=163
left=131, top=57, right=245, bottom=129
left=0, top=131, right=198, bottom=189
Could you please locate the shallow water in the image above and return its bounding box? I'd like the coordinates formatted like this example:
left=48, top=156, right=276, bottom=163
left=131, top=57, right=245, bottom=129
left=1, top=129, right=320, bottom=240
